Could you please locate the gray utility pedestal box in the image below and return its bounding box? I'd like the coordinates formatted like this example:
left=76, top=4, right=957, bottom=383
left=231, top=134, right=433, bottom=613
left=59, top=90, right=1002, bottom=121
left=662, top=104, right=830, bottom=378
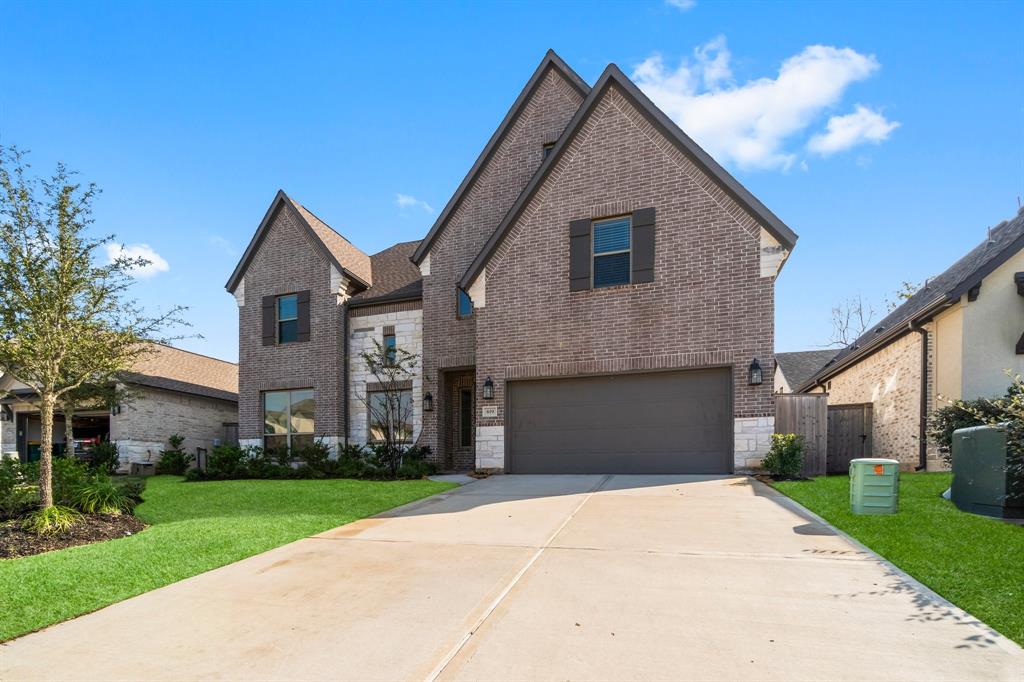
left=951, top=424, right=1023, bottom=519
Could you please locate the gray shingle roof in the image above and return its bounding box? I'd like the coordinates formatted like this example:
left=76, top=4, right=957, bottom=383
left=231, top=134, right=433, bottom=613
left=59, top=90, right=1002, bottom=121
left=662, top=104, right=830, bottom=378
left=799, top=206, right=1024, bottom=391
left=775, top=350, right=839, bottom=390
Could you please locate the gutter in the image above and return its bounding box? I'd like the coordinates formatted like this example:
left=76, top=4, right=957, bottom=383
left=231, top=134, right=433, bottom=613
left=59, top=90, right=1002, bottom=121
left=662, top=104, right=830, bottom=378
left=909, top=322, right=929, bottom=471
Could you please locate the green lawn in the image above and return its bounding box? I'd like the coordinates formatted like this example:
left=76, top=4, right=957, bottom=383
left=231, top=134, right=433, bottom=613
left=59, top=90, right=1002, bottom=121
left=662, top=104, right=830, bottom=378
left=0, top=475, right=455, bottom=641
left=773, top=472, right=1024, bottom=646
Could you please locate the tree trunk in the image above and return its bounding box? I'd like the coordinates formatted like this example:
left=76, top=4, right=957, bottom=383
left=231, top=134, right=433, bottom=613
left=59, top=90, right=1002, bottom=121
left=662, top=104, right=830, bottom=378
left=39, top=393, right=56, bottom=508
left=63, top=402, right=75, bottom=456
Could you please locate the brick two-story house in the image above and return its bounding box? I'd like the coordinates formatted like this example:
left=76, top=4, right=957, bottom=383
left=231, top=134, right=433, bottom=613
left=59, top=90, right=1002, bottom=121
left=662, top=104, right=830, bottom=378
left=226, top=51, right=798, bottom=473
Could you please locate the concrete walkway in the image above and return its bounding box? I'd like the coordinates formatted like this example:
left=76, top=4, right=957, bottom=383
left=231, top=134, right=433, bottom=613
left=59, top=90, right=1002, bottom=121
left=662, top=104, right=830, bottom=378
left=2, top=475, right=1021, bottom=681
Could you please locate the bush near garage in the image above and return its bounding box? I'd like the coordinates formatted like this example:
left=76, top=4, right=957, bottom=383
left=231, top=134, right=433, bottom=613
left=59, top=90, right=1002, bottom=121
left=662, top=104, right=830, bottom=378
left=186, top=441, right=436, bottom=482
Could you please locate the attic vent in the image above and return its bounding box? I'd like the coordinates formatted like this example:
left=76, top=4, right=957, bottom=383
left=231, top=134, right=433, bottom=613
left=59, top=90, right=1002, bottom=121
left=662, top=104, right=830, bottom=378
left=874, top=326, right=886, bottom=334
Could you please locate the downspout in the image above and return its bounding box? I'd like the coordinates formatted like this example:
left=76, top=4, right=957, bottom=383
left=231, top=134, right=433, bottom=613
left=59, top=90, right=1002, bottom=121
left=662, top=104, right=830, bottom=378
left=342, top=301, right=350, bottom=449
left=909, top=322, right=929, bottom=471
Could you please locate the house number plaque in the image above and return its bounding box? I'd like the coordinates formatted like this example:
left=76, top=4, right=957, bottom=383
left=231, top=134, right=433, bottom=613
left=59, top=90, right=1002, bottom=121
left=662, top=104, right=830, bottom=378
left=481, top=406, right=498, bottom=418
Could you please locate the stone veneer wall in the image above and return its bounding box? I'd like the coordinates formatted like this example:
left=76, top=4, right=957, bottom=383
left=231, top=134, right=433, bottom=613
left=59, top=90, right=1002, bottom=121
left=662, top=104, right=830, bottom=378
left=472, top=84, right=776, bottom=471
left=110, top=386, right=238, bottom=466
left=348, top=306, right=423, bottom=446
left=418, top=67, right=585, bottom=469
left=734, top=417, right=774, bottom=471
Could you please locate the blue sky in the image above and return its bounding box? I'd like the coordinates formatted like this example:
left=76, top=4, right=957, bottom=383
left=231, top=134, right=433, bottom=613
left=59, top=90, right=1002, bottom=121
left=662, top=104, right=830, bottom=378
left=3, top=0, right=1022, bottom=361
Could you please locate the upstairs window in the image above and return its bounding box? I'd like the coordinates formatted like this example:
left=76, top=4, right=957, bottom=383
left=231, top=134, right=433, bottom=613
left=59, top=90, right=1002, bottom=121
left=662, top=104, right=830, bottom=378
left=542, top=142, right=555, bottom=159
left=383, top=332, right=397, bottom=365
left=592, top=216, right=631, bottom=288
left=277, top=294, right=298, bottom=343
left=457, top=288, right=473, bottom=318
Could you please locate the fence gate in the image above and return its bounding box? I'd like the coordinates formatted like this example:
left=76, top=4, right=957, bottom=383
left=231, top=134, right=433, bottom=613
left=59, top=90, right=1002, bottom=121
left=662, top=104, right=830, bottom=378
left=826, top=404, right=873, bottom=474
left=774, top=393, right=828, bottom=477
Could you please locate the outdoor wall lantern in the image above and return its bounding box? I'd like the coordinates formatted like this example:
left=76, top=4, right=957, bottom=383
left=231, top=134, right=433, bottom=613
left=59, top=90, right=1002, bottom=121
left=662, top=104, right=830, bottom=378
left=423, top=392, right=434, bottom=412
left=748, top=359, right=763, bottom=386
left=482, top=377, right=495, bottom=400
left=111, top=404, right=122, bottom=416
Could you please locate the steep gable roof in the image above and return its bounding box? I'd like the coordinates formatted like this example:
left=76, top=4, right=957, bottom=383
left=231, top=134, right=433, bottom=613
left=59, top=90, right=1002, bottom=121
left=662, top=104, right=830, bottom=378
left=410, top=50, right=589, bottom=265
left=349, top=240, right=423, bottom=307
left=225, top=190, right=371, bottom=293
left=460, top=63, right=798, bottom=290
left=775, top=350, right=839, bottom=390
left=797, top=207, right=1024, bottom=391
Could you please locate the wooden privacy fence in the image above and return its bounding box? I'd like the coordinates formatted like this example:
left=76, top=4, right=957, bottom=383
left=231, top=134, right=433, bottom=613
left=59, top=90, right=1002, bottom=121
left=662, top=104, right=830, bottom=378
left=826, top=403, right=873, bottom=474
left=774, top=393, right=828, bottom=477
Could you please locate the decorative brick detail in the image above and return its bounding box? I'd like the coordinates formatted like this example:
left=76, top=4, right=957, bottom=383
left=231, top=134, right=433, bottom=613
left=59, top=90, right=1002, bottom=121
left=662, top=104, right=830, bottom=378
left=349, top=300, right=422, bottom=317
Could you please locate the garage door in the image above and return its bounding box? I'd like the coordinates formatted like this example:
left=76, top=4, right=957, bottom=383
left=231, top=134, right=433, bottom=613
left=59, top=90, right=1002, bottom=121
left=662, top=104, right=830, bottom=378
left=507, top=369, right=732, bottom=474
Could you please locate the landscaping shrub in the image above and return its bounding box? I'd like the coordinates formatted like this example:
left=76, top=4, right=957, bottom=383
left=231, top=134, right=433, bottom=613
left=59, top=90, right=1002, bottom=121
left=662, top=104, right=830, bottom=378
left=186, top=441, right=435, bottom=482
left=114, top=477, right=146, bottom=505
left=0, top=458, right=37, bottom=519
left=72, top=479, right=135, bottom=514
left=88, top=441, right=121, bottom=475
left=51, top=457, right=90, bottom=505
left=21, top=505, right=80, bottom=535
left=156, top=434, right=193, bottom=475
left=761, top=433, right=805, bottom=479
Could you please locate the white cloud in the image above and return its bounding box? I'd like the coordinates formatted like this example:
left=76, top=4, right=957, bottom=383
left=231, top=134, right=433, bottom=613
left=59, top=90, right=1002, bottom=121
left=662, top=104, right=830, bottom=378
left=396, top=193, right=434, bottom=214
left=807, top=105, right=900, bottom=156
left=666, top=0, right=696, bottom=10
left=632, top=38, right=891, bottom=170
left=105, top=243, right=170, bottom=279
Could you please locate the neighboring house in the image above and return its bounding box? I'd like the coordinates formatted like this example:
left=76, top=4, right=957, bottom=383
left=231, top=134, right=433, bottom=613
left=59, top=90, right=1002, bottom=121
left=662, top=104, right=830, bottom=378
left=774, top=350, right=839, bottom=393
left=798, top=208, right=1024, bottom=470
left=227, top=51, right=798, bottom=473
left=0, top=344, right=239, bottom=467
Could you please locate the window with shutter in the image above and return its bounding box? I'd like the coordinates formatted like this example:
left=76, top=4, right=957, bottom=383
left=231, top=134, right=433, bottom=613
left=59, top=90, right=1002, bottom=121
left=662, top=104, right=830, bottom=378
left=592, top=217, right=631, bottom=288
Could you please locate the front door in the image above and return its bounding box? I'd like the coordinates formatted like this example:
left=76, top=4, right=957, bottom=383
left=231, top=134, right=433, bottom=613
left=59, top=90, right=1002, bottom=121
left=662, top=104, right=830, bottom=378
left=445, top=372, right=475, bottom=471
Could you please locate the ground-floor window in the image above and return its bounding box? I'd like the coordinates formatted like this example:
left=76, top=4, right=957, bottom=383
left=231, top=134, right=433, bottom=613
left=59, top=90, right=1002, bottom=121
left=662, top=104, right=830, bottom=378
left=367, top=389, right=413, bottom=444
left=263, top=389, right=314, bottom=453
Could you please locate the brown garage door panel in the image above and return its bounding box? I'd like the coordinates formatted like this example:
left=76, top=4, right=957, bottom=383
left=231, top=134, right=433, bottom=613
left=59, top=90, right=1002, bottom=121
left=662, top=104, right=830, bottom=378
left=508, top=369, right=732, bottom=474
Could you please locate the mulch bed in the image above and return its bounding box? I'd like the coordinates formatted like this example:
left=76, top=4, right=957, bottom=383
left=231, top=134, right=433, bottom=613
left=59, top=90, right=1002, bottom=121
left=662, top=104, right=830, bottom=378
left=0, top=513, right=146, bottom=559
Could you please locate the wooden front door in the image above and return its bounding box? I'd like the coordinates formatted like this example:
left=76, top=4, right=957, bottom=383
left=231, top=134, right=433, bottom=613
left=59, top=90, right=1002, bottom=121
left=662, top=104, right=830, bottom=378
left=827, top=403, right=873, bottom=474
left=444, top=371, right=475, bottom=471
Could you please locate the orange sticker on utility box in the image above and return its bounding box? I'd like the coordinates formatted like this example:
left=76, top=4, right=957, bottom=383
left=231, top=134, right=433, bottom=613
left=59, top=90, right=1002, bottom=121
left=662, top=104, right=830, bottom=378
left=873, top=464, right=885, bottom=475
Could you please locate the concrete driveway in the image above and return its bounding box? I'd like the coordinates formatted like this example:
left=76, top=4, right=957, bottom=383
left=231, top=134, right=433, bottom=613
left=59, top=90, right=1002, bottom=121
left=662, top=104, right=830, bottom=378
left=2, top=475, right=1021, bottom=681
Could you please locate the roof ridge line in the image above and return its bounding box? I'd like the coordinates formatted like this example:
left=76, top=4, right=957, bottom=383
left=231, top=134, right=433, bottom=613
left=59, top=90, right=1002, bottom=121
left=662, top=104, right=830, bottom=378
left=410, top=50, right=591, bottom=265
left=458, top=62, right=798, bottom=290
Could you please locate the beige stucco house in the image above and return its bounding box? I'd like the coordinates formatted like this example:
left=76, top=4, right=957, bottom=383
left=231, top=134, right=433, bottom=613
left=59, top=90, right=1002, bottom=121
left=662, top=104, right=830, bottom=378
left=797, top=207, right=1024, bottom=470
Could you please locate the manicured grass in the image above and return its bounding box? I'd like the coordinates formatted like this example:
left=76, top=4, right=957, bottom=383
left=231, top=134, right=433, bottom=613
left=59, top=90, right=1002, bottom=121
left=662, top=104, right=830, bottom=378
left=773, top=473, right=1024, bottom=646
left=0, top=476, right=455, bottom=641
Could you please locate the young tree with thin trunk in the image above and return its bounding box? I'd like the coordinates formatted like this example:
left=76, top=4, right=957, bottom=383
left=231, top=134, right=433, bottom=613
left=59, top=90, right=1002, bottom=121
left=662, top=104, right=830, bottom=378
left=0, top=147, right=184, bottom=524
left=357, top=339, right=418, bottom=478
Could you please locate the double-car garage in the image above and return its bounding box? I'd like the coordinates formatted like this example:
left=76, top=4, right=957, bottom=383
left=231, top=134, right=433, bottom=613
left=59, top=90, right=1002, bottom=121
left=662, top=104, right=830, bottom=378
left=506, top=368, right=733, bottom=474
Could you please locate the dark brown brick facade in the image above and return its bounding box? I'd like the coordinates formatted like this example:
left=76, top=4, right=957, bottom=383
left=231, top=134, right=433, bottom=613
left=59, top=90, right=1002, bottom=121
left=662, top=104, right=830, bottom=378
left=419, top=68, right=585, bottom=468
left=473, top=85, right=775, bottom=436
left=237, top=207, right=345, bottom=442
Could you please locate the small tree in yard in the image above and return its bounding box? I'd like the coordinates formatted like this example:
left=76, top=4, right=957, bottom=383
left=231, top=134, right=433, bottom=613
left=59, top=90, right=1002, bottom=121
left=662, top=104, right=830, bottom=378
left=0, top=147, right=185, bottom=531
left=357, top=339, right=417, bottom=478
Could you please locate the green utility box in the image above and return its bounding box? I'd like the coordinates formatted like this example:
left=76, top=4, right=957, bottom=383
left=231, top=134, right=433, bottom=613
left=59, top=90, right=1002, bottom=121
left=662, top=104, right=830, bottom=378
left=951, top=424, right=1023, bottom=519
left=850, top=458, right=900, bottom=515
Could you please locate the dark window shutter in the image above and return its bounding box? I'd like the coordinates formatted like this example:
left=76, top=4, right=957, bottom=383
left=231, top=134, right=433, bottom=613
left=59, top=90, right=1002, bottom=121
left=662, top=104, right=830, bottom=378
left=296, top=290, right=311, bottom=342
left=569, top=218, right=592, bottom=291
left=261, top=296, right=276, bottom=346
left=631, top=207, right=655, bottom=284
